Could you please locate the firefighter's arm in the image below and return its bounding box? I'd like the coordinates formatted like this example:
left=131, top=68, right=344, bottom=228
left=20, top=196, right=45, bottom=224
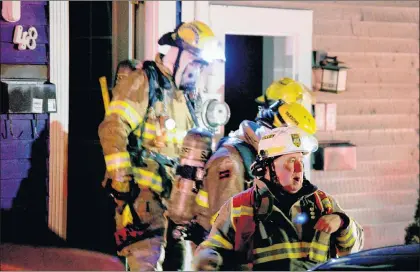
left=329, top=195, right=365, bottom=256
left=193, top=200, right=236, bottom=271
left=204, top=148, right=244, bottom=229
left=98, top=70, right=150, bottom=188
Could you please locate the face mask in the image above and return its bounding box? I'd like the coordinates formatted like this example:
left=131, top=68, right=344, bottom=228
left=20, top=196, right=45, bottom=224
left=179, top=60, right=205, bottom=93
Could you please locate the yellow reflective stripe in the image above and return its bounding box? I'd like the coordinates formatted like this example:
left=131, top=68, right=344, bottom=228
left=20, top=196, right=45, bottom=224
left=132, top=167, right=163, bottom=193
left=122, top=205, right=133, bottom=227
left=308, top=250, right=328, bottom=262
left=337, top=223, right=356, bottom=248
left=321, top=199, right=332, bottom=208
left=143, top=123, right=157, bottom=140
left=253, top=242, right=328, bottom=264
left=230, top=201, right=237, bottom=232
left=230, top=204, right=254, bottom=232
left=104, top=152, right=132, bottom=171
left=201, top=234, right=233, bottom=250
left=232, top=206, right=254, bottom=217
left=132, top=122, right=157, bottom=140
left=340, top=236, right=356, bottom=249
left=337, top=223, right=354, bottom=242
left=266, top=146, right=285, bottom=156
left=210, top=212, right=219, bottom=225
left=254, top=241, right=327, bottom=254
left=212, top=234, right=233, bottom=250
left=195, top=190, right=209, bottom=208
left=201, top=240, right=219, bottom=248
left=107, top=100, right=143, bottom=130
left=255, top=252, right=307, bottom=264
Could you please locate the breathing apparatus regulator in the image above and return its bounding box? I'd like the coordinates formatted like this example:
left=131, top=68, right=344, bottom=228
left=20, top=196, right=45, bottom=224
left=250, top=126, right=319, bottom=183
left=166, top=128, right=213, bottom=226
left=158, top=20, right=231, bottom=133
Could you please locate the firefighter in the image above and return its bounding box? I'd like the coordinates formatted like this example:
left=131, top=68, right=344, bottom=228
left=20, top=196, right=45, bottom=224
left=98, top=20, right=224, bottom=271
left=193, top=126, right=364, bottom=271
left=193, top=79, right=317, bottom=243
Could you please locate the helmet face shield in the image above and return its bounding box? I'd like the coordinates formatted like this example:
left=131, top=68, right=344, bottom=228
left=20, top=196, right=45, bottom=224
left=199, top=39, right=226, bottom=63
left=179, top=60, right=205, bottom=93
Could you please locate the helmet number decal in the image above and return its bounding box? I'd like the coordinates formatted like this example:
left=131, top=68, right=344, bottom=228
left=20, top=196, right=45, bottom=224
left=291, top=133, right=301, bottom=147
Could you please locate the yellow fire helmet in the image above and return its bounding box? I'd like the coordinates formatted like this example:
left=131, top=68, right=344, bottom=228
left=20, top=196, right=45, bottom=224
left=158, top=20, right=225, bottom=63
left=256, top=77, right=312, bottom=106
left=272, top=101, right=317, bottom=135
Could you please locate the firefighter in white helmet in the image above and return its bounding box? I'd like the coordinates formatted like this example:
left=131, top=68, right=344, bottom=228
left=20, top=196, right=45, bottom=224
left=194, top=126, right=364, bottom=271
left=190, top=79, right=317, bottom=247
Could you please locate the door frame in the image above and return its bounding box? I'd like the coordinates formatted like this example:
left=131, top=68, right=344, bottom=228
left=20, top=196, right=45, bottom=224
left=48, top=1, right=70, bottom=239
left=183, top=3, right=314, bottom=178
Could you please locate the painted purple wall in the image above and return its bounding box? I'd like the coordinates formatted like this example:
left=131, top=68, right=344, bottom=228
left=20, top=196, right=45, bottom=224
left=0, top=1, right=48, bottom=65
left=0, top=1, right=49, bottom=210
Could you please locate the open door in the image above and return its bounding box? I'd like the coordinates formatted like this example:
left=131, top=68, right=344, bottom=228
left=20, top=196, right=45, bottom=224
left=185, top=4, right=314, bottom=178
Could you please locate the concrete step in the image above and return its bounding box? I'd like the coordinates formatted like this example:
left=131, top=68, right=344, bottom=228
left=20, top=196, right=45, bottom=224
left=325, top=52, right=419, bottom=69
left=336, top=114, right=419, bottom=130
left=314, top=35, right=419, bottom=53
left=316, top=129, right=419, bottom=146
left=314, top=174, right=419, bottom=195
left=315, top=19, right=419, bottom=39
left=311, top=160, right=419, bottom=180
left=333, top=190, right=419, bottom=210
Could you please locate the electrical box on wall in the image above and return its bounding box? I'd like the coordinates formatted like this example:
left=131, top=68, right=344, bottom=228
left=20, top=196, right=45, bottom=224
left=313, top=141, right=357, bottom=171
left=0, top=80, right=57, bottom=114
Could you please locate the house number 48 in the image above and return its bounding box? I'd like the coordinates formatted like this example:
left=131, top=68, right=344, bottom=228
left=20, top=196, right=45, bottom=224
left=13, top=25, right=38, bottom=50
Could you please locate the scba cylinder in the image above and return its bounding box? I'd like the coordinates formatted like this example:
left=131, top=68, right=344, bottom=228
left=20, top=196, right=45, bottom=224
left=166, top=128, right=213, bottom=225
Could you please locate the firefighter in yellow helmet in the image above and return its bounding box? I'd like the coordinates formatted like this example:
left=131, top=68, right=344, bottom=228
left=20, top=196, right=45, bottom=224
left=98, top=20, right=224, bottom=271
left=194, top=126, right=364, bottom=271
left=189, top=80, right=317, bottom=251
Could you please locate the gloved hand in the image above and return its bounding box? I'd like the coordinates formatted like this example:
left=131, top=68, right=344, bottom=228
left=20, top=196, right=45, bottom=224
left=193, top=248, right=223, bottom=271
left=104, top=176, right=139, bottom=212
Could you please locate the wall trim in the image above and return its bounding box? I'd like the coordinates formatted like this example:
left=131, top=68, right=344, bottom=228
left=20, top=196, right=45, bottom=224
left=48, top=1, right=69, bottom=240
left=144, top=1, right=176, bottom=58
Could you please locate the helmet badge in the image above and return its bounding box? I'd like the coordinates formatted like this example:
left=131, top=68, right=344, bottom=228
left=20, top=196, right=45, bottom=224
left=291, top=133, right=301, bottom=147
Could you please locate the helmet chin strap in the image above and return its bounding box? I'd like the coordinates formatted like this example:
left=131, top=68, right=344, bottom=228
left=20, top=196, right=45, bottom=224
left=260, top=157, right=289, bottom=196
left=268, top=160, right=279, bottom=185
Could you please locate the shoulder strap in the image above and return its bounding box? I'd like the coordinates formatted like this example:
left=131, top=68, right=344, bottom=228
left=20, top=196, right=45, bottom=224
left=231, top=140, right=257, bottom=182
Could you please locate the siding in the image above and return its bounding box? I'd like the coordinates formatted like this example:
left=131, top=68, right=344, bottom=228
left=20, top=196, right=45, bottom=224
left=211, top=0, right=419, bottom=249
left=0, top=2, right=49, bottom=214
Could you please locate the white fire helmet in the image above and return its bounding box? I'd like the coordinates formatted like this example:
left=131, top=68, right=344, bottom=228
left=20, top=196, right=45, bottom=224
left=258, top=126, right=318, bottom=159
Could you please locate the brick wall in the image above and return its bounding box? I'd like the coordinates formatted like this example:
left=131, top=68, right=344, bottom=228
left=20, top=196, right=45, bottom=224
left=211, top=0, right=419, bottom=249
